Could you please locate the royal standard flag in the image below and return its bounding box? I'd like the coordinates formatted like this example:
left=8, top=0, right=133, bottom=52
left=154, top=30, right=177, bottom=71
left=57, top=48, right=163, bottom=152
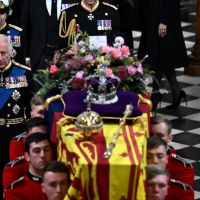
left=58, top=113, right=148, bottom=200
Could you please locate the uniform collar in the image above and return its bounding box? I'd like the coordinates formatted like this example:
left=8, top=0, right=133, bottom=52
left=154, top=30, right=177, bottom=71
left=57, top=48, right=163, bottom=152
left=28, top=171, right=43, bottom=183
left=81, top=0, right=99, bottom=13
left=0, top=22, right=7, bottom=31
left=0, top=60, right=12, bottom=72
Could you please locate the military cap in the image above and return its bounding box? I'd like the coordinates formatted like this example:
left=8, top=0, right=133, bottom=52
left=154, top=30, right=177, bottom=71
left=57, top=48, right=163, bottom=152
left=0, top=0, right=9, bottom=14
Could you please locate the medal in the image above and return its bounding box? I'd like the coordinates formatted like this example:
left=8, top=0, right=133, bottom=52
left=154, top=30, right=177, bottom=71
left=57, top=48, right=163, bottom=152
left=97, top=20, right=112, bottom=31
left=88, top=13, right=94, bottom=20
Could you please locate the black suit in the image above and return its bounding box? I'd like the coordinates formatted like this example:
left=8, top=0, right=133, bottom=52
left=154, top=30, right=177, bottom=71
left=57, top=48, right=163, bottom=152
left=21, top=0, right=48, bottom=71
left=21, top=0, right=68, bottom=72
left=7, top=0, right=25, bottom=26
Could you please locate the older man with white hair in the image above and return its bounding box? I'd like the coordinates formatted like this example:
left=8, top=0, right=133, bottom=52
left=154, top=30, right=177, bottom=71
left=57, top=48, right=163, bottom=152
left=0, top=34, right=31, bottom=198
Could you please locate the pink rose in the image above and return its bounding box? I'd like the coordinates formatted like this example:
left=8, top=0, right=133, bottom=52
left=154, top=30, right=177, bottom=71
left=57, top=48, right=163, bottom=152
left=66, top=47, right=77, bottom=56
left=121, top=46, right=130, bottom=57
left=49, top=65, right=58, bottom=74
left=137, top=63, right=143, bottom=75
left=67, top=57, right=83, bottom=69
left=114, top=36, right=124, bottom=46
left=127, top=66, right=137, bottom=75
left=111, top=48, right=122, bottom=59
left=105, top=68, right=113, bottom=77
left=78, top=40, right=85, bottom=47
left=76, top=71, right=84, bottom=79
left=84, top=54, right=94, bottom=62
left=101, top=45, right=112, bottom=54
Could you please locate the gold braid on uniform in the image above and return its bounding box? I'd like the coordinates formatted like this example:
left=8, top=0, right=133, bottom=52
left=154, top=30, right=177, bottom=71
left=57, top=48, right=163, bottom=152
left=59, top=11, right=76, bottom=46
left=44, top=95, right=61, bottom=110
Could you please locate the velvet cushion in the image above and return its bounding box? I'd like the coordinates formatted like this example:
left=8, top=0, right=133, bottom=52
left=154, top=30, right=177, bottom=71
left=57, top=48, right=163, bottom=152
left=62, top=91, right=142, bottom=118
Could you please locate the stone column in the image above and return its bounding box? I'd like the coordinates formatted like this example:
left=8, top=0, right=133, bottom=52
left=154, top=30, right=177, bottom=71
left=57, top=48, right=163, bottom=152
left=185, top=0, right=200, bottom=75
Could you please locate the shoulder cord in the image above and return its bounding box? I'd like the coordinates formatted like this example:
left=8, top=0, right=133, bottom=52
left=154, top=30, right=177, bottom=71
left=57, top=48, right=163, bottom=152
left=59, top=11, right=76, bottom=46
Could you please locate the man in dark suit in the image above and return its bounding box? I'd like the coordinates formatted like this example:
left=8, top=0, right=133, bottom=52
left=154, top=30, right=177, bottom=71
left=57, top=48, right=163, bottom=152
left=21, top=0, right=71, bottom=73
left=7, top=0, right=24, bottom=26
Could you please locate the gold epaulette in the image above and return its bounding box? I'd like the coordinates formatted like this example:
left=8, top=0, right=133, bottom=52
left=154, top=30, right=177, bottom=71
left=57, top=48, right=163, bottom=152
left=8, top=24, right=23, bottom=31
left=45, top=95, right=61, bottom=110
left=12, top=61, right=31, bottom=71
left=102, top=2, right=118, bottom=10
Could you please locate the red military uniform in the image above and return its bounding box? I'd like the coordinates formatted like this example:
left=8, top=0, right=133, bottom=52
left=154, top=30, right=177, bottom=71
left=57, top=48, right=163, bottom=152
left=9, top=132, right=26, bottom=161
left=4, top=172, right=46, bottom=200
left=167, top=153, right=194, bottom=187
left=166, top=179, right=194, bottom=200
left=2, top=156, right=29, bottom=190
left=167, top=145, right=176, bottom=155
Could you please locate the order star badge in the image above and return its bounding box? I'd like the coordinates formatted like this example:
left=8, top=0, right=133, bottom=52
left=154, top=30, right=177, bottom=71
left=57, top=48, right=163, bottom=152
left=88, top=13, right=94, bottom=20
left=12, top=90, right=21, bottom=101
left=13, top=104, right=20, bottom=115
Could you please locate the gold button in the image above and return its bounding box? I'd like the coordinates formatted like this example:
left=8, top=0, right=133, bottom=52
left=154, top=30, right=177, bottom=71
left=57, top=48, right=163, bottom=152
left=74, top=14, right=78, bottom=17
left=0, top=118, right=6, bottom=126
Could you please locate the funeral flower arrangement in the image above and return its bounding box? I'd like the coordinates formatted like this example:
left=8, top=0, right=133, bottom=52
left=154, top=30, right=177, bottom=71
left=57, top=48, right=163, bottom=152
left=33, top=33, right=153, bottom=97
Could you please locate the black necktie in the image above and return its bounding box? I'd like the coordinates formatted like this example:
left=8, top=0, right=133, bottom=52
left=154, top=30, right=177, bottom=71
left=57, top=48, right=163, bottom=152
left=51, top=0, right=57, bottom=20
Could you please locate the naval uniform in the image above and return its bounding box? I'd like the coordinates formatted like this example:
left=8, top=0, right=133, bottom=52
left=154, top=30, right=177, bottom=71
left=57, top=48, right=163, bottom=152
left=59, top=1, right=121, bottom=46
left=0, top=60, right=31, bottom=197
left=0, top=23, right=24, bottom=64
left=2, top=156, right=29, bottom=190
left=4, top=171, right=46, bottom=200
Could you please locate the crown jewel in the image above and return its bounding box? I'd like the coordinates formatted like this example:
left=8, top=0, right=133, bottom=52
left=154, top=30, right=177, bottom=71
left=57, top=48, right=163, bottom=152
left=75, top=95, right=103, bottom=137
left=87, top=62, right=120, bottom=104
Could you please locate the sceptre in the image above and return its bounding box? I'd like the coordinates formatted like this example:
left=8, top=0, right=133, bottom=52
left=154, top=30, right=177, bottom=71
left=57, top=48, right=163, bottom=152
left=104, top=104, right=133, bottom=159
